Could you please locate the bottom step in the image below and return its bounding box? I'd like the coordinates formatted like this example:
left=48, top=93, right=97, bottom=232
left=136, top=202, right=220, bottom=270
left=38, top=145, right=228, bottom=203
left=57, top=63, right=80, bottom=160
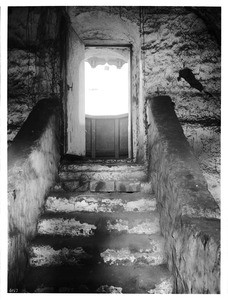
left=23, top=264, right=173, bottom=293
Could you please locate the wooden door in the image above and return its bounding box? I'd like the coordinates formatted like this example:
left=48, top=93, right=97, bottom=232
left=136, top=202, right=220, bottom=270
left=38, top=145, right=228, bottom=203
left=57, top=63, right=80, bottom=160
left=86, top=114, right=128, bottom=159
left=66, top=26, right=85, bottom=155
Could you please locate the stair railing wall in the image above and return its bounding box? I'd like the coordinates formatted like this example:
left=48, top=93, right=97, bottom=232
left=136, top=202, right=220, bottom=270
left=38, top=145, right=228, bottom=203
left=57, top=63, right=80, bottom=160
left=146, top=96, right=220, bottom=294
left=8, top=98, right=61, bottom=289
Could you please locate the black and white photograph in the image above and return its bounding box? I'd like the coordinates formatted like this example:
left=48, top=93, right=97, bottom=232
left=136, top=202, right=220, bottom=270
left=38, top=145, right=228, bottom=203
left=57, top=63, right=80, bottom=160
left=0, top=0, right=227, bottom=296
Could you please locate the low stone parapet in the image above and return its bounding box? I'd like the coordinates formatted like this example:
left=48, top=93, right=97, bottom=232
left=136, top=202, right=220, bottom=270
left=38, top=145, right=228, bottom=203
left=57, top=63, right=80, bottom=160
left=147, top=96, right=220, bottom=293
left=8, top=98, right=61, bottom=289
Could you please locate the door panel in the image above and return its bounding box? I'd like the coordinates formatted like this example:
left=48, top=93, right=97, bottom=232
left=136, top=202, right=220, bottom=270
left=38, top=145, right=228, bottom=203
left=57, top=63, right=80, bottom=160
left=96, top=119, right=115, bottom=157
left=119, top=117, right=128, bottom=156
left=86, top=114, right=128, bottom=158
left=66, top=27, right=85, bottom=155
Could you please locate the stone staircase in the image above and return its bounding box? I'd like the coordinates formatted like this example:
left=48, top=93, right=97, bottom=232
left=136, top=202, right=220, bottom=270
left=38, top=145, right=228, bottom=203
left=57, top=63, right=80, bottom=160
left=22, top=158, right=174, bottom=293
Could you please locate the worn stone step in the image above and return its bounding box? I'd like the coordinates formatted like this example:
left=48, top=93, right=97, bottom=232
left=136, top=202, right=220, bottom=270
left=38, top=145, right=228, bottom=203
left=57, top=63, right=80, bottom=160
left=60, top=162, right=146, bottom=173
left=31, top=232, right=165, bottom=255
left=59, top=164, right=147, bottom=182
left=37, top=211, right=161, bottom=236
left=45, top=192, right=157, bottom=213
left=23, top=264, right=174, bottom=293
left=57, top=179, right=148, bottom=193
left=53, top=181, right=153, bottom=193
left=59, top=168, right=147, bottom=181
left=29, top=242, right=166, bottom=267
left=61, top=156, right=134, bottom=165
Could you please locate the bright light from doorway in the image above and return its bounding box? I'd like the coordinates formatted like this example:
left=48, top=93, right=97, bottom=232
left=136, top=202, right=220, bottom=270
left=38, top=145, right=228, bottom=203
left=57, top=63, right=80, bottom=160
left=85, top=61, right=129, bottom=116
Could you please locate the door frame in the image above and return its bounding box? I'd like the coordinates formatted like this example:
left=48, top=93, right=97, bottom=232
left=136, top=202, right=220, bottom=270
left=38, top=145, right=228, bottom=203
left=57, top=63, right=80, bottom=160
left=84, top=44, right=133, bottom=159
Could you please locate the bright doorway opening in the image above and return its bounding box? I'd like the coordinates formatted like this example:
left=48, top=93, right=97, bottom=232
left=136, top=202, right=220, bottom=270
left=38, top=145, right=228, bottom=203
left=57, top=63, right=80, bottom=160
left=84, top=46, right=131, bottom=159
left=85, top=62, right=129, bottom=116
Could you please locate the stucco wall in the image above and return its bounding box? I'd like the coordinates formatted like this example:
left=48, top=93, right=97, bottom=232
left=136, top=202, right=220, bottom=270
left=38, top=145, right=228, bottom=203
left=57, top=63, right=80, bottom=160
left=8, top=98, right=61, bottom=289
left=147, top=96, right=220, bottom=293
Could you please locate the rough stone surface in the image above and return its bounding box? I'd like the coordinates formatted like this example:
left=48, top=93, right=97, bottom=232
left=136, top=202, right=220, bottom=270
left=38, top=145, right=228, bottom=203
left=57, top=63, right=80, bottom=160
left=100, top=248, right=166, bottom=266
left=106, top=218, right=160, bottom=234
left=90, top=180, right=115, bottom=192
left=143, top=10, right=220, bottom=120
left=8, top=99, right=61, bottom=288
left=59, top=169, right=147, bottom=181
left=38, top=218, right=96, bottom=236
left=170, top=217, right=220, bottom=294
left=62, top=181, right=89, bottom=192
left=182, top=123, right=220, bottom=206
left=142, top=7, right=220, bottom=191
left=60, top=162, right=146, bottom=172
left=8, top=7, right=63, bottom=144
left=147, top=96, right=220, bottom=293
left=96, top=285, right=123, bottom=293
left=45, top=193, right=157, bottom=213
left=115, top=181, right=141, bottom=192
left=29, top=246, right=91, bottom=267
left=148, top=277, right=174, bottom=294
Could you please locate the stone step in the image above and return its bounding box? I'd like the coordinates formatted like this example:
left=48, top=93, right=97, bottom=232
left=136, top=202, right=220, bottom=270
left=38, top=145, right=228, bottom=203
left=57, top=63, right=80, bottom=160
left=37, top=211, right=161, bottom=236
left=23, top=264, right=174, bottom=293
left=59, top=163, right=147, bottom=182
left=30, top=232, right=165, bottom=254
left=56, top=180, right=149, bottom=193
left=45, top=192, right=157, bottom=213
left=60, top=161, right=146, bottom=173
left=29, top=242, right=166, bottom=267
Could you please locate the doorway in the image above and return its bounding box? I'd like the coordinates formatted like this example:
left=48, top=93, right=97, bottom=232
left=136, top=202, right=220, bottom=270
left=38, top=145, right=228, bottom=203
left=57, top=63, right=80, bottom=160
left=64, top=32, right=132, bottom=159
left=85, top=46, right=131, bottom=159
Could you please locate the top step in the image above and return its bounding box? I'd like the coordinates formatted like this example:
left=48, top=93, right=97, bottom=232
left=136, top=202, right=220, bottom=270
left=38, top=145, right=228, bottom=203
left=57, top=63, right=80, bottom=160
left=61, top=156, right=135, bottom=165
left=60, top=161, right=146, bottom=173
left=59, top=160, right=148, bottom=182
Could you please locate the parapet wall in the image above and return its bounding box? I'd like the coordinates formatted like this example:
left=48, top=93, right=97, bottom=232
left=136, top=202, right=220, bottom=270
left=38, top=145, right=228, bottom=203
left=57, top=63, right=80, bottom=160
left=8, top=98, right=61, bottom=289
left=147, top=96, right=220, bottom=293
